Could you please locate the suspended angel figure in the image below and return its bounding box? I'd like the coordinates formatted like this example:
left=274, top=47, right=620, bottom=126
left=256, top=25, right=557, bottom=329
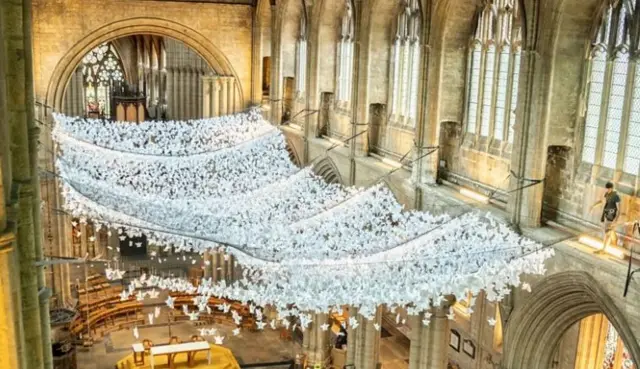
left=133, top=326, right=139, bottom=339
left=165, top=296, right=175, bottom=309
left=320, top=323, right=330, bottom=331
left=256, top=321, right=266, bottom=330
left=232, top=328, right=240, bottom=336
left=487, top=318, right=497, bottom=327
left=119, top=290, right=129, bottom=302
left=188, top=311, right=200, bottom=321
left=373, top=323, right=380, bottom=331
left=269, top=320, right=277, bottom=330
left=214, top=335, right=225, bottom=345
left=148, top=313, right=154, bottom=325
left=155, top=306, right=161, bottom=318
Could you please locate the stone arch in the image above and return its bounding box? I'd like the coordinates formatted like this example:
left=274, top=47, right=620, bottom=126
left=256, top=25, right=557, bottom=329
left=503, top=271, right=640, bottom=369
left=285, top=139, right=302, bottom=167
left=45, top=17, right=243, bottom=112
left=313, top=157, right=343, bottom=184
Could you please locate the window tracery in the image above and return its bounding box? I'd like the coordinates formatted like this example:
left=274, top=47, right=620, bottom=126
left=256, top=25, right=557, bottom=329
left=295, top=15, right=308, bottom=96
left=82, top=42, right=125, bottom=117
left=465, top=0, right=522, bottom=143
left=336, top=0, right=355, bottom=104
left=580, top=0, right=640, bottom=175
left=389, top=0, right=422, bottom=126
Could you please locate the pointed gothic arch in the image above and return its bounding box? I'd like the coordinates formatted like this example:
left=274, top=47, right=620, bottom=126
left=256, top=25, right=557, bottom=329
left=46, top=17, right=243, bottom=112
left=503, top=271, right=639, bottom=369
left=313, top=157, right=343, bottom=184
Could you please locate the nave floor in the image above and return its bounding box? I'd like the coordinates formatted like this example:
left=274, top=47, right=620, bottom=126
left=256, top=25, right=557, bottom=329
left=77, top=321, right=301, bottom=369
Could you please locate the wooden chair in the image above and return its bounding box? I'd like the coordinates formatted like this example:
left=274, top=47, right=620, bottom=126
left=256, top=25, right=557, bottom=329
left=188, top=336, right=208, bottom=367
left=142, top=339, right=153, bottom=354
left=169, top=336, right=180, bottom=345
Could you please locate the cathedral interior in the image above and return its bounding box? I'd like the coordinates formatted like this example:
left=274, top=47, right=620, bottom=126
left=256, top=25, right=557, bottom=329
left=1, top=0, right=640, bottom=369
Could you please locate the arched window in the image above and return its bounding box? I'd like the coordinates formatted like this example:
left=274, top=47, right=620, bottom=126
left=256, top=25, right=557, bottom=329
left=465, top=0, right=522, bottom=143
left=295, top=15, right=308, bottom=96
left=336, top=0, right=355, bottom=104
left=581, top=0, right=640, bottom=175
left=389, top=0, right=422, bottom=125
left=82, top=42, right=125, bottom=117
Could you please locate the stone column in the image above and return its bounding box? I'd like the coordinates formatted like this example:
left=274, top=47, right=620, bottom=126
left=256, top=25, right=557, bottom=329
left=0, top=10, right=25, bottom=364
left=220, top=77, right=229, bottom=116
left=203, top=251, right=211, bottom=278
left=304, top=313, right=331, bottom=367
left=353, top=308, right=382, bottom=369
left=178, top=69, right=184, bottom=120
left=212, top=78, right=220, bottom=117
left=166, top=68, right=173, bottom=119
left=270, top=3, right=282, bottom=124
left=75, top=67, right=84, bottom=116
left=408, top=306, right=450, bottom=369
left=197, top=72, right=203, bottom=118
left=202, top=77, right=211, bottom=118
left=3, top=0, right=47, bottom=366
left=345, top=306, right=358, bottom=366
left=79, top=223, right=87, bottom=257
left=185, top=69, right=192, bottom=119
left=227, top=78, right=235, bottom=113
left=508, top=49, right=546, bottom=227
left=211, top=251, right=219, bottom=283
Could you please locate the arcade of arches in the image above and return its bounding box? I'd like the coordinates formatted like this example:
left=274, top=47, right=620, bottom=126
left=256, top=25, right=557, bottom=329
left=1, top=0, right=640, bottom=369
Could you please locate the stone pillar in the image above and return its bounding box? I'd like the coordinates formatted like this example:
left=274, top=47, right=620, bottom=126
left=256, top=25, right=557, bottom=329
left=212, top=78, right=220, bottom=117
left=408, top=307, right=450, bottom=369
left=220, top=77, right=229, bottom=116
left=196, top=72, right=202, bottom=118
left=304, top=313, right=331, bottom=367
left=203, top=251, right=211, bottom=278
left=227, top=78, right=235, bottom=113
left=270, top=3, right=282, bottom=124
left=508, top=49, right=546, bottom=227
left=75, top=67, right=84, bottom=116
left=202, top=77, right=211, bottom=118
left=345, top=306, right=358, bottom=366
left=3, top=0, right=47, bottom=366
left=211, top=251, right=219, bottom=283
left=0, top=10, right=25, bottom=364
left=176, top=69, right=183, bottom=120
left=352, top=308, right=381, bottom=369
left=166, top=68, right=173, bottom=119
left=185, top=69, right=192, bottom=119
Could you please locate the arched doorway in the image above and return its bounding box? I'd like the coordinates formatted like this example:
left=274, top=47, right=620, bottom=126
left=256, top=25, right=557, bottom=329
left=503, top=272, right=639, bottom=369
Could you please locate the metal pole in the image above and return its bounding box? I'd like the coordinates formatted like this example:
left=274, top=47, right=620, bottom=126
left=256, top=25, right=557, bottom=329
left=85, top=262, right=91, bottom=342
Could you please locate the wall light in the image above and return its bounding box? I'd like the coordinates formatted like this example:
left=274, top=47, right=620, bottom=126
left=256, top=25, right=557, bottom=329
left=578, top=235, right=626, bottom=260
left=381, top=157, right=403, bottom=169
left=460, top=188, right=489, bottom=204
left=578, top=235, right=602, bottom=250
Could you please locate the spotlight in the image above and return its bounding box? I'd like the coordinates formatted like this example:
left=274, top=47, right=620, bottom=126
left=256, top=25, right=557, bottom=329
left=460, top=188, right=489, bottom=204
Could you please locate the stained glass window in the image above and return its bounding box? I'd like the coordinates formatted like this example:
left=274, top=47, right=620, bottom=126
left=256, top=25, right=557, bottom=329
left=389, top=0, right=422, bottom=125
left=466, top=0, right=522, bottom=142
left=82, top=42, right=125, bottom=117
left=581, top=0, right=640, bottom=175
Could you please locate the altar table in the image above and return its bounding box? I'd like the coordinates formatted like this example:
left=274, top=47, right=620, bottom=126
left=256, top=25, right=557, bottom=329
left=149, top=341, right=211, bottom=369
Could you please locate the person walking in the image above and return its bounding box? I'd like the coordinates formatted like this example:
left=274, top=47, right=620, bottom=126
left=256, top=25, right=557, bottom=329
left=590, top=181, right=621, bottom=253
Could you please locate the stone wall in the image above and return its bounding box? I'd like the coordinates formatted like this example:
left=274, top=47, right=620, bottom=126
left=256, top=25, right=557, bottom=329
left=32, top=0, right=253, bottom=107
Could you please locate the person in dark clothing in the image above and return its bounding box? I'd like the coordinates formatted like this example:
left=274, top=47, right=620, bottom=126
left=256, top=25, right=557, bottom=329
left=590, top=181, right=621, bottom=253
left=335, top=325, right=347, bottom=349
